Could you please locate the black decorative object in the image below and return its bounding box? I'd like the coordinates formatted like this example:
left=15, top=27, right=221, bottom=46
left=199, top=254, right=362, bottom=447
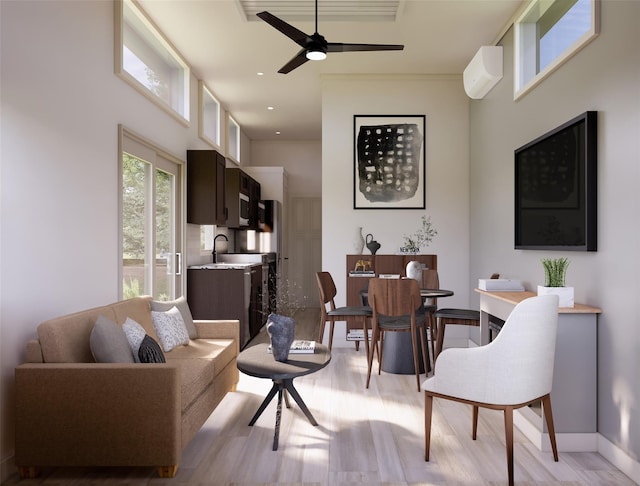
left=266, top=314, right=295, bottom=362
left=365, top=234, right=381, bottom=255
left=354, top=115, right=426, bottom=209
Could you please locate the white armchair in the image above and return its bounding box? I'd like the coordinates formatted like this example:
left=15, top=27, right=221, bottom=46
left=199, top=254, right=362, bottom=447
left=422, top=294, right=560, bottom=486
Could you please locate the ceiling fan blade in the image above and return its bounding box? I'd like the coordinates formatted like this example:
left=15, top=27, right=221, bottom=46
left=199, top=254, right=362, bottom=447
left=327, top=42, right=404, bottom=53
left=278, top=49, right=310, bottom=74
left=257, top=11, right=310, bottom=47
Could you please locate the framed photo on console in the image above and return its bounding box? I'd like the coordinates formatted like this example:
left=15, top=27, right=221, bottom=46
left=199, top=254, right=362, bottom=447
left=353, top=114, right=426, bottom=209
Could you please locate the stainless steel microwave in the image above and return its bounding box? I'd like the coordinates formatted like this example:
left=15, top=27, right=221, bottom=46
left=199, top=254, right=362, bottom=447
left=239, top=193, right=249, bottom=226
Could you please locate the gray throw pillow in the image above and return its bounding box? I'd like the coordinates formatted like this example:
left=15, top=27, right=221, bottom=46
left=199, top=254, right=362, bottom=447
left=138, top=335, right=166, bottom=363
left=90, top=315, right=135, bottom=363
left=151, top=306, right=190, bottom=352
left=151, top=296, right=197, bottom=339
left=122, top=317, right=147, bottom=363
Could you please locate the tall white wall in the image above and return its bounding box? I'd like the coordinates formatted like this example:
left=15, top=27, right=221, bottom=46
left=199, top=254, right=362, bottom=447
left=468, top=0, right=640, bottom=474
left=321, top=75, right=471, bottom=346
left=0, top=1, right=246, bottom=478
left=251, top=140, right=321, bottom=198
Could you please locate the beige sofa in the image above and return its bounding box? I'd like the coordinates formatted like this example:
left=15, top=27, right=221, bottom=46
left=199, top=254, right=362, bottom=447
left=14, top=296, right=240, bottom=479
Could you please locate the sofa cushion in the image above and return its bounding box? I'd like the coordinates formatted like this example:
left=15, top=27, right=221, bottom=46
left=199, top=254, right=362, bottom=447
left=151, top=297, right=197, bottom=339
left=122, top=318, right=147, bottom=363
left=89, top=315, right=135, bottom=363
left=164, top=339, right=237, bottom=412
left=152, top=307, right=190, bottom=352
left=110, top=296, right=158, bottom=342
left=138, top=335, right=166, bottom=363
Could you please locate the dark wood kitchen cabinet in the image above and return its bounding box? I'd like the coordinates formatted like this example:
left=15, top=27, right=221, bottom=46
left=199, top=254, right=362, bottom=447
left=186, top=150, right=227, bottom=225
left=187, top=265, right=263, bottom=349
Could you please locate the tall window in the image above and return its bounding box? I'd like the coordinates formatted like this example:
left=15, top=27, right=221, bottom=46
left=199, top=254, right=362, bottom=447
left=514, top=0, right=599, bottom=99
left=115, top=0, right=190, bottom=123
left=120, top=127, right=183, bottom=300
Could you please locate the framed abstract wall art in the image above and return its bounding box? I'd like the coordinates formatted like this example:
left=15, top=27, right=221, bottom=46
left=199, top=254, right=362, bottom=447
left=353, top=115, right=426, bottom=209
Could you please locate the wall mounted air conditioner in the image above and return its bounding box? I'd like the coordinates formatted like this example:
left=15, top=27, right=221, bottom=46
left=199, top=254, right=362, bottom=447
left=463, top=46, right=503, bottom=99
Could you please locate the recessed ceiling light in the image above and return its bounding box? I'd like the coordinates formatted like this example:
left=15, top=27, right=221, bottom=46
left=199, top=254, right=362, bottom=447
left=267, top=106, right=274, bottom=110
left=257, top=72, right=264, bottom=76
left=275, top=131, right=281, bottom=135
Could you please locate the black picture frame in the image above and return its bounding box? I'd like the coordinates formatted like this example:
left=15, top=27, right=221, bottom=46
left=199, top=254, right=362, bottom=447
left=353, top=115, right=426, bottom=209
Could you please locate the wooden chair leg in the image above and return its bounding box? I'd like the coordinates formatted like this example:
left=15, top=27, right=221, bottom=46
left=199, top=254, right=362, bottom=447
left=378, top=330, right=385, bottom=375
left=328, top=319, right=335, bottom=351
left=366, top=327, right=379, bottom=389
left=411, top=328, right=421, bottom=392
left=542, top=394, right=559, bottom=461
left=424, top=393, right=433, bottom=461
left=504, top=406, right=515, bottom=486
left=419, top=323, right=430, bottom=377
left=428, top=313, right=437, bottom=368
left=472, top=405, right=479, bottom=440
left=435, top=317, right=446, bottom=361
left=318, top=318, right=326, bottom=343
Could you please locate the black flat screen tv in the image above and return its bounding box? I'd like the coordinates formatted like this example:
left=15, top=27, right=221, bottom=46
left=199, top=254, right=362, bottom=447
left=515, top=111, right=597, bottom=251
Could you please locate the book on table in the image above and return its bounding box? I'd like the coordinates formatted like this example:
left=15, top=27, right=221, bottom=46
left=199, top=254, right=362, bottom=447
left=267, top=340, right=316, bottom=354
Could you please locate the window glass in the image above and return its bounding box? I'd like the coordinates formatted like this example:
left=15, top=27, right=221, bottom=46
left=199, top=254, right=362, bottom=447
left=116, top=0, right=190, bottom=122
left=199, top=81, right=221, bottom=148
left=228, top=115, right=240, bottom=162
left=515, top=0, right=598, bottom=99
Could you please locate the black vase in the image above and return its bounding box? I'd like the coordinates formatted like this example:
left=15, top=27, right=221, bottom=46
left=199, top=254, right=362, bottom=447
left=266, top=314, right=295, bottom=362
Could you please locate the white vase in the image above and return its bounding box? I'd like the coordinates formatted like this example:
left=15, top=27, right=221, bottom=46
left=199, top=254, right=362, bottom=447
left=353, top=226, right=365, bottom=254
left=406, top=261, right=423, bottom=283
left=537, top=285, right=575, bottom=308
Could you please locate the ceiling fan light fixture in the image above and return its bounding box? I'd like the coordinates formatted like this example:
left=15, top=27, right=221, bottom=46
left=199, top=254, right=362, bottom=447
left=306, top=49, right=327, bottom=61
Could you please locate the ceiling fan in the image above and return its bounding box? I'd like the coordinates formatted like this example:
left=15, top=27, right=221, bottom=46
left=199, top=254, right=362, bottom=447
left=257, top=0, right=404, bottom=74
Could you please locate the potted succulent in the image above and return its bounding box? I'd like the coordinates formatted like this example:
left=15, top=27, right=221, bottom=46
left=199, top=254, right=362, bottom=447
left=401, top=215, right=438, bottom=254
left=537, top=257, right=574, bottom=307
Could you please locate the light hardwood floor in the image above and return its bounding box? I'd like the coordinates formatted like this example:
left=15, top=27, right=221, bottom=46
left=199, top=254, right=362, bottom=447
left=4, top=308, right=634, bottom=485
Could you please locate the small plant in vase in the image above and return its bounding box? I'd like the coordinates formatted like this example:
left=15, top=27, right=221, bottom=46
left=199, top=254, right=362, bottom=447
left=401, top=215, right=437, bottom=254
left=538, top=257, right=574, bottom=307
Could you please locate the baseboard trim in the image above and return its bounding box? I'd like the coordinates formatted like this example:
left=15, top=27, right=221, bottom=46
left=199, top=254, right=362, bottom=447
left=598, top=434, right=640, bottom=484
left=513, top=409, right=598, bottom=452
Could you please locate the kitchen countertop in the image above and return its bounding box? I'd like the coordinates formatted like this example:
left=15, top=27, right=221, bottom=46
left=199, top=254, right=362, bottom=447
left=188, top=263, right=261, bottom=270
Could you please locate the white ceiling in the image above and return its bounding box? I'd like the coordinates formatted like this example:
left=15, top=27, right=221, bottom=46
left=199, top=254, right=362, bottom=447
left=138, top=0, right=523, bottom=141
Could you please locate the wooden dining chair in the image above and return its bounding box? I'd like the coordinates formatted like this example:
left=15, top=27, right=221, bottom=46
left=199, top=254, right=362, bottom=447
left=366, top=278, right=429, bottom=392
left=316, top=271, right=372, bottom=357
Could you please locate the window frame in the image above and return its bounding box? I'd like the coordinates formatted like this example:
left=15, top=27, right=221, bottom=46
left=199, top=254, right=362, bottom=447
left=198, top=81, right=222, bottom=149
left=514, top=0, right=600, bottom=100
left=114, top=0, right=191, bottom=125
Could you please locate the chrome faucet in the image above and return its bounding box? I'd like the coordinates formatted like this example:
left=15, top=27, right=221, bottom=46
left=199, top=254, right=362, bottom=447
left=212, top=234, right=228, bottom=263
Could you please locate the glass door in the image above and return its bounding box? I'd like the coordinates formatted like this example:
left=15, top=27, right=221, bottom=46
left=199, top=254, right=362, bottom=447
left=120, top=128, right=183, bottom=300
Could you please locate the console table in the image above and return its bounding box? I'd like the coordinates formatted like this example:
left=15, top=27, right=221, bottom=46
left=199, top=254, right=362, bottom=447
left=475, top=289, right=601, bottom=452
